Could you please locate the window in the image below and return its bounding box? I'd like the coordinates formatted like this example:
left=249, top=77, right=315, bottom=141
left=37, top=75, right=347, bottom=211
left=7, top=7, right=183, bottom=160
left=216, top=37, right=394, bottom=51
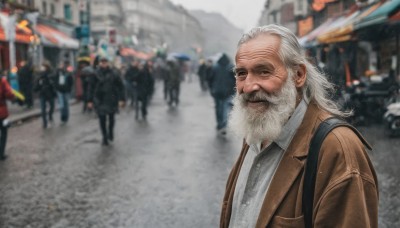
left=64, top=4, right=72, bottom=21
left=27, top=0, right=35, bottom=8
left=50, top=3, right=55, bottom=15
left=298, top=0, right=303, bottom=11
left=42, top=1, right=47, bottom=15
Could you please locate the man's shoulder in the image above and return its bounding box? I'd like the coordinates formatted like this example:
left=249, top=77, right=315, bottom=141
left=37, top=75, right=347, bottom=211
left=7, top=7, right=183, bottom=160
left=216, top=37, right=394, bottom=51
left=318, top=123, right=375, bottom=184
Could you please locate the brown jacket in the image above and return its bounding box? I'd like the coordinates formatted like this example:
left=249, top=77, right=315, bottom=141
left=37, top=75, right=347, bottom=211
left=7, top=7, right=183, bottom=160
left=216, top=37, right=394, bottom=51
left=220, top=102, right=378, bottom=228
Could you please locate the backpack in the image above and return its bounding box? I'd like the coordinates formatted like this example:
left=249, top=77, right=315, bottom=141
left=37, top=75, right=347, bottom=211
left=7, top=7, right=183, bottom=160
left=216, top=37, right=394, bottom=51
left=302, top=117, right=371, bottom=228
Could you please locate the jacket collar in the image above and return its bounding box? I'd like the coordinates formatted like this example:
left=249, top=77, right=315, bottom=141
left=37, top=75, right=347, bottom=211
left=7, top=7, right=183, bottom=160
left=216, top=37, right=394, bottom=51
left=255, top=100, right=328, bottom=227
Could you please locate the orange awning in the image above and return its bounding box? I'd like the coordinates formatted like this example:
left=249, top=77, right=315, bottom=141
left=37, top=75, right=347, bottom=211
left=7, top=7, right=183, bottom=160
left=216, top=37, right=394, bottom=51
left=120, top=47, right=153, bottom=60
left=36, top=24, right=79, bottom=49
left=390, top=10, right=400, bottom=21
left=317, top=2, right=382, bottom=44
left=0, top=25, right=32, bottom=43
left=312, top=0, right=338, bottom=12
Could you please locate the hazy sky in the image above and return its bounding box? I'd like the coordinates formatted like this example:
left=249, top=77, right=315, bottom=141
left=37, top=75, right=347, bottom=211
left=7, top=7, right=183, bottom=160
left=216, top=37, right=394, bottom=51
left=169, top=0, right=266, bottom=31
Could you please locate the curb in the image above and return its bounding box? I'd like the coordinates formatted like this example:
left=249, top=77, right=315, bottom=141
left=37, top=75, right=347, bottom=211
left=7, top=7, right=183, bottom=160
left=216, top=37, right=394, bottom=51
left=8, top=100, right=80, bottom=127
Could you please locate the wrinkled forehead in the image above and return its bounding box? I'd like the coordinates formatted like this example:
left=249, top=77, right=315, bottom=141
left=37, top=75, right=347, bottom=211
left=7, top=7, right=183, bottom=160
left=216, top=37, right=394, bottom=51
left=235, top=34, right=282, bottom=64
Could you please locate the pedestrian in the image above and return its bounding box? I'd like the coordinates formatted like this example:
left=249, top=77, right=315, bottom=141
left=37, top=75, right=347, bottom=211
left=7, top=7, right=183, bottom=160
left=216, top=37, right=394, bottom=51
left=135, top=61, right=154, bottom=120
left=8, top=66, right=23, bottom=106
left=166, top=58, right=181, bottom=107
left=17, top=60, right=34, bottom=109
left=207, top=53, right=236, bottom=135
left=34, top=61, right=57, bottom=129
left=55, top=61, right=73, bottom=124
left=0, top=75, right=16, bottom=160
left=197, top=59, right=208, bottom=91
left=220, top=25, right=378, bottom=228
left=87, top=57, right=125, bottom=146
left=80, top=61, right=95, bottom=113
left=124, top=59, right=140, bottom=107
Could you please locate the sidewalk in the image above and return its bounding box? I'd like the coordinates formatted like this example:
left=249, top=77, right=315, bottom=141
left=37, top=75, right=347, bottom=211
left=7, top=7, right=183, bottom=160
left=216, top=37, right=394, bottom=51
left=7, top=99, right=79, bottom=126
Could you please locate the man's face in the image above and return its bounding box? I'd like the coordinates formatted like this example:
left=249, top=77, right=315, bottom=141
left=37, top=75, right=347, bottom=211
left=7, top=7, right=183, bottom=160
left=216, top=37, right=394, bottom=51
left=229, top=34, right=298, bottom=144
left=234, top=34, right=289, bottom=112
left=99, top=60, right=108, bottom=68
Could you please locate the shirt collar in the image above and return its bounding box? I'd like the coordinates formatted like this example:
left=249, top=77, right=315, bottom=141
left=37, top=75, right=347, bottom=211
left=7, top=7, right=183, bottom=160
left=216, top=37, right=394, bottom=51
left=274, top=99, right=308, bottom=151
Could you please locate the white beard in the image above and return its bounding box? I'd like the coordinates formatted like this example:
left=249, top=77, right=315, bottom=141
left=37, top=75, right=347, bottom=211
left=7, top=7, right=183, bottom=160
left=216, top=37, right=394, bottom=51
left=228, top=78, right=298, bottom=145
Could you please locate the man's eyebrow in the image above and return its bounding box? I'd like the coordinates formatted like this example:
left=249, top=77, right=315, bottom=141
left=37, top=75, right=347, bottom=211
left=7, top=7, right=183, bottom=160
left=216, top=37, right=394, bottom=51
left=253, top=62, right=274, bottom=69
left=233, top=66, right=245, bottom=72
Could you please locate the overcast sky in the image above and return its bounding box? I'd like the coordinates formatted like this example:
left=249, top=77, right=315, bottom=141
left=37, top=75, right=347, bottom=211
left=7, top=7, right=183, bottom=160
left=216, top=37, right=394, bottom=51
left=169, top=0, right=266, bottom=31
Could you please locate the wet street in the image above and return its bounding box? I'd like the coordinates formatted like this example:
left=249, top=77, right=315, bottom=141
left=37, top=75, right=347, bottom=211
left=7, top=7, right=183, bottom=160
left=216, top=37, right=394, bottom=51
left=0, top=79, right=399, bottom=228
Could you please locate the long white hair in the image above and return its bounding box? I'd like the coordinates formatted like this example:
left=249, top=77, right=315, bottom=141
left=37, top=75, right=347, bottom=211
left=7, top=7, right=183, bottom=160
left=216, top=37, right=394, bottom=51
left=237, top=24, right=348, bottom=117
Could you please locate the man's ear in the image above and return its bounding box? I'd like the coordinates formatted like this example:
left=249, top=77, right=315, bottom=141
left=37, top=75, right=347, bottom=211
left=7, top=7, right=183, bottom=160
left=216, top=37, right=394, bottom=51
left=294, top=64, right=306, bottom=88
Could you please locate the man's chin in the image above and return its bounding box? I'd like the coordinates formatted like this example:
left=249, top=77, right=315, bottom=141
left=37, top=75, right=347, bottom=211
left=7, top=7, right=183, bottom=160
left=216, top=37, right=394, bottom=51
left=244, top=102, right=269, bottom=113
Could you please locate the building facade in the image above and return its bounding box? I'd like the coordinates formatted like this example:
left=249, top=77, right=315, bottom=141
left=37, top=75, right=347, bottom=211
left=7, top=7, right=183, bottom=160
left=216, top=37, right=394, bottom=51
left=91, top=0, right=204, bottom=55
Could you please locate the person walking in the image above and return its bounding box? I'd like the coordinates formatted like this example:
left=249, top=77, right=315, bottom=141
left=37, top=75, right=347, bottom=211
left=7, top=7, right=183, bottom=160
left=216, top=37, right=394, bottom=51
left=34, top=62, right=57, bottom=129
left=135, top=61, right=154, bottom=120
left=0, top=75, right=15, bottom=160
left=207, top=53, right=236, bottom=135
left=17, top=60, right=34, bottom=108
left=80, top=61, right=95, bottom=113
left=55, top=61, right=74, bottom=124
left=124, top=59, right=140, bottom=107
left=166, top=58, right=181, bottom=107
left=220, top=25, right=378, bottom=228
left=197, top=59, right=208, bottom=91
left=88, top=57, right=125, bottom=146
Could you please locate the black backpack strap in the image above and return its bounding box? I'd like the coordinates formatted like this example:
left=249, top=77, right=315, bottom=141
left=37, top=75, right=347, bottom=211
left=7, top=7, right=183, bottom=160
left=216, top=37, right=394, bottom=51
left=302, top=117, right=371, bottom=228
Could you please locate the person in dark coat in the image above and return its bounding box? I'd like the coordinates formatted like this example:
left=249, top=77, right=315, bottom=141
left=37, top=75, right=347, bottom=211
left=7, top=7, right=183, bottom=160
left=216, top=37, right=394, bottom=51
left=17, top=60, right=34, bottom=108
left=197, top=59, right=208, bottom=91
left=80, top=61, right=95, bottom=113
left=55, top=61, right=74, bottom=124
left=124, top=59, right=140, bottom=107
left=207, top=53, right=236, bottom=135
left=34, top=62, right=57, bottom=129
left=135, top=61, right=154, bottom=120
left=88, top=57, right=125, bottom=146
left=0, top=76, right=15, bottom=160
left=166, top=58, right=181, bottom=107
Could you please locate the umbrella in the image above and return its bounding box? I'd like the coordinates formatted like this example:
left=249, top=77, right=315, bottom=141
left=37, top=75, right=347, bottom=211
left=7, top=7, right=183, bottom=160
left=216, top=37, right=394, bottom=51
left=169, top=52, right=191, bottom=61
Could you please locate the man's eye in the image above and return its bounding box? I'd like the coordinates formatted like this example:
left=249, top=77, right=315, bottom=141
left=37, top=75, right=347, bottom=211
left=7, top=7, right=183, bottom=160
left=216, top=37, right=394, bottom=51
left=259, top=70, right=271, bottom=76
left=235, top=71, right=247, bottom=78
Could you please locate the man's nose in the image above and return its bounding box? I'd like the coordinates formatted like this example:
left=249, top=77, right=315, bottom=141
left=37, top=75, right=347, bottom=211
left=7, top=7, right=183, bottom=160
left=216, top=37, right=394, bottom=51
left=242, top=75, right=260, bottom=94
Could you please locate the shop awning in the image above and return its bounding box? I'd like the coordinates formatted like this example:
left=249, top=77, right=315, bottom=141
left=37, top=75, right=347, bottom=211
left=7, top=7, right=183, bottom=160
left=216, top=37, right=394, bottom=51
left=0, top=13, right=32, bottom=43
left=120, top=47, right=153, bottom=60
left=36, top=24, right=79, bottom=49
left=298, top=17, right=337, bottom=47
left=355, top=0, right=400, bottom=30
left=0, top=26, right=32, bottom=43
left=317, top=2, right=382, bottom=44
left=390, top=8, right=400, bottom=21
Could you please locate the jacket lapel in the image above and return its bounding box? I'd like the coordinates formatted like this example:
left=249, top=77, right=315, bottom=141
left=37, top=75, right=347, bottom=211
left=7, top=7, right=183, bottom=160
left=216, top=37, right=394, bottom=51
left=255, top=102, right=323, bottom=227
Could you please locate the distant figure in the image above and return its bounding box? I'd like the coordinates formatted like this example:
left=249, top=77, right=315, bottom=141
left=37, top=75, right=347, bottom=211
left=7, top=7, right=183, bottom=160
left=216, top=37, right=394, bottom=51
left=55, top=61, right=74, bottom=124
left=0, top=75, right=16, bottom=160
left=166, top=58, right=181, bottom=107
left=80, top=61, right=95, bottom=113
left=34, top=62, right=57, bottom=129
left=88, top=57, right=125, bottom=146
left=207, top=53, right=236, bottom=135
left=124, top=59, right=140, bottom=107
left=197, top=59, right=208, bottom=91
left=135, top=61, right=154, bottom=120
left=18, top=60, right=34, bottom=108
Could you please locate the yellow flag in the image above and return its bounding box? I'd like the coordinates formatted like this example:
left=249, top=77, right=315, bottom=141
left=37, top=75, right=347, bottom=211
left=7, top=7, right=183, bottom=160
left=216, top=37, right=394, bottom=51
left=11, top=89, right=25, bottom=101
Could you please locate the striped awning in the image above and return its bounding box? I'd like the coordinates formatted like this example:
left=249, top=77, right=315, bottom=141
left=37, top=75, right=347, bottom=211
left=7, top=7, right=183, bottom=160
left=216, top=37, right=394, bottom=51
left=36, top=24, right=79, bottom=49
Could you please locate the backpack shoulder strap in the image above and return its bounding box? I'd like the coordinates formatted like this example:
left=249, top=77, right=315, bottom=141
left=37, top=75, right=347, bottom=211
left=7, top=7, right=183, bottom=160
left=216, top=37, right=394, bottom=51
left=302, top=117, right=371, bottom=228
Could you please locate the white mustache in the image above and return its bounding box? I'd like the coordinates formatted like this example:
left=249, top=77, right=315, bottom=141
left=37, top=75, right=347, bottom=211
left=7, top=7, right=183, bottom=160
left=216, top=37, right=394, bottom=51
left=239, top=91, right=281, bottom=106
